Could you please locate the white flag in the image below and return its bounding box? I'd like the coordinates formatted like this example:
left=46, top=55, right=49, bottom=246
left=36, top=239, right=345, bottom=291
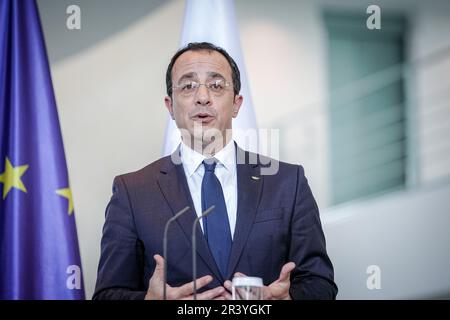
left=162, top=0, right=258, bottom=155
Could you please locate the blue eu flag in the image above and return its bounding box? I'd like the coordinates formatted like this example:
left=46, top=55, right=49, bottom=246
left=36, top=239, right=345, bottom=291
left=0, top=0, right=85, bottom=299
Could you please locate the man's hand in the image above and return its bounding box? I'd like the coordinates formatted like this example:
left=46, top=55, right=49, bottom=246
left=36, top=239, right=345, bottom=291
left=145, top=254, right=226, bottom=300
left=224, top=262, right=296, bottom=300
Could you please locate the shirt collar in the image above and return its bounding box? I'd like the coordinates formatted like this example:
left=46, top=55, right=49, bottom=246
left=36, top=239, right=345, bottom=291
left=214, top=139, right=236, bottom=173
left=180, top=140, right=236, bottom=177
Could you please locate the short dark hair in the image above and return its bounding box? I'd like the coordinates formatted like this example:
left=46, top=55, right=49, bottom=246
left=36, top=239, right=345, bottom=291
left=166, top=42, right=241, bottom=97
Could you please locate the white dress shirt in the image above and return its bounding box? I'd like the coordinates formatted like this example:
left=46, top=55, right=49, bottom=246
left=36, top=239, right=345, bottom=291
left=180, top=140, right=237, bottom=239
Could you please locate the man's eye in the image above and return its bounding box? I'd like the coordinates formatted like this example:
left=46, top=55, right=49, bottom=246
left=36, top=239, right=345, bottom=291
left=182, top=83, right=194, bottom=90
left=209, top=82, right=223, bottom=90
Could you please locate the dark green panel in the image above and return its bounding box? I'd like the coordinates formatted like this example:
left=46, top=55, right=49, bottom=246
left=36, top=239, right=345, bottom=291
left=325, top=12, right=407, bottom=205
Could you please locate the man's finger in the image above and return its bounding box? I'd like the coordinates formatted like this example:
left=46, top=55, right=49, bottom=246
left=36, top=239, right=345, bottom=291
left=153, top=254, right=165, bottom=272
left=278, top=262, right=295, bottom=282
left=222, top=291, right=232, bottom=300
left=263, top=287, right=273, bottom=300
left=233, top=272, right=246, bottom=278
left=176, top=275, right=213, bottom=298
left=224, top=280, right=232, bottom=291
left=149, top=254, right=165, bottom=282
left=145, top=255, right=167, bottom=300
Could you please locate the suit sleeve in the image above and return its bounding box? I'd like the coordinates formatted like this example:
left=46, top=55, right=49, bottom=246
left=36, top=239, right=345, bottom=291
left=288, top=166, right=338, bottom=300
left=92, top=176, right=147, bottom=300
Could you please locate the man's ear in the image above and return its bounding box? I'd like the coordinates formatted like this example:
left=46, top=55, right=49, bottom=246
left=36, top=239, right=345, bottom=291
left=164, top=96, right=175, bottom=120
left=232, top=95, right=243, bottom=118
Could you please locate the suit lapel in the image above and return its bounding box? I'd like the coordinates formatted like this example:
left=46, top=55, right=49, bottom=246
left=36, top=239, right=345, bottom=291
left=226, top=147, right=264, bottom=279
left=156, top=149, right=223, bottom=281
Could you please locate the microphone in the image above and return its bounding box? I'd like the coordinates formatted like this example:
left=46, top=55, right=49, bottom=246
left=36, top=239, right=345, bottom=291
left=163, top=205, right=190, bottom=300
left=192, top=205, right=215, bottom=300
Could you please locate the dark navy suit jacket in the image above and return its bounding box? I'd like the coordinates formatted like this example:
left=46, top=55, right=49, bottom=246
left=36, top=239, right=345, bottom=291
left=93, top=147, right=337, bottom=299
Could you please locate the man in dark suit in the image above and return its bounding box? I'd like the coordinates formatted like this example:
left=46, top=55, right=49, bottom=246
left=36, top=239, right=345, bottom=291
left=93, top=42, right=337, bottom=300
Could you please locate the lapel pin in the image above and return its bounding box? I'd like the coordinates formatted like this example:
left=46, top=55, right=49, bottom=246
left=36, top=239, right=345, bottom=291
left=251, top=176, right=261, bottom=181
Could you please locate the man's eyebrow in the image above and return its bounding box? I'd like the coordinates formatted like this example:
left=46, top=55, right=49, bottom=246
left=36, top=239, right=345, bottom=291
left=177, top=72, right=197, bottom=84
left=207, top=72, right=226, bottom=80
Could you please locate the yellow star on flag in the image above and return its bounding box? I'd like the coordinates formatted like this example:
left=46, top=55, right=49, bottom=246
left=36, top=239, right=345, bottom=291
left=56, top=188, right=74, bottom=215
left=0, top=157, right=29, bottom=199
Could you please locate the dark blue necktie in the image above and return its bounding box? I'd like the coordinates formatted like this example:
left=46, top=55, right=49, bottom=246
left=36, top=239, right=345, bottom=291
left=201, top=159, right=232, bottom=277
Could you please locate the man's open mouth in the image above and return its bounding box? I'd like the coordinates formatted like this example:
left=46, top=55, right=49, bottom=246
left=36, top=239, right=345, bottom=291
left=192, top=114, right=215, bottom=123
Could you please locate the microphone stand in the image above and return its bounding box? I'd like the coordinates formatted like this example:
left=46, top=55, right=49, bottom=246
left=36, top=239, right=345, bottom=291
left=163, top=206, right=190, bottom=300
left=192, top=205, right=215, bottom=300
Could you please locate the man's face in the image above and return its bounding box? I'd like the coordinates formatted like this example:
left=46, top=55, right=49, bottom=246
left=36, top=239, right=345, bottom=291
left=165, top=50, right=243, bottom=148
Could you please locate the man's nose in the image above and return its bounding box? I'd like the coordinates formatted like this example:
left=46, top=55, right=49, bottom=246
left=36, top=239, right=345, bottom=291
left=195, top=84, right=211, bottom=106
